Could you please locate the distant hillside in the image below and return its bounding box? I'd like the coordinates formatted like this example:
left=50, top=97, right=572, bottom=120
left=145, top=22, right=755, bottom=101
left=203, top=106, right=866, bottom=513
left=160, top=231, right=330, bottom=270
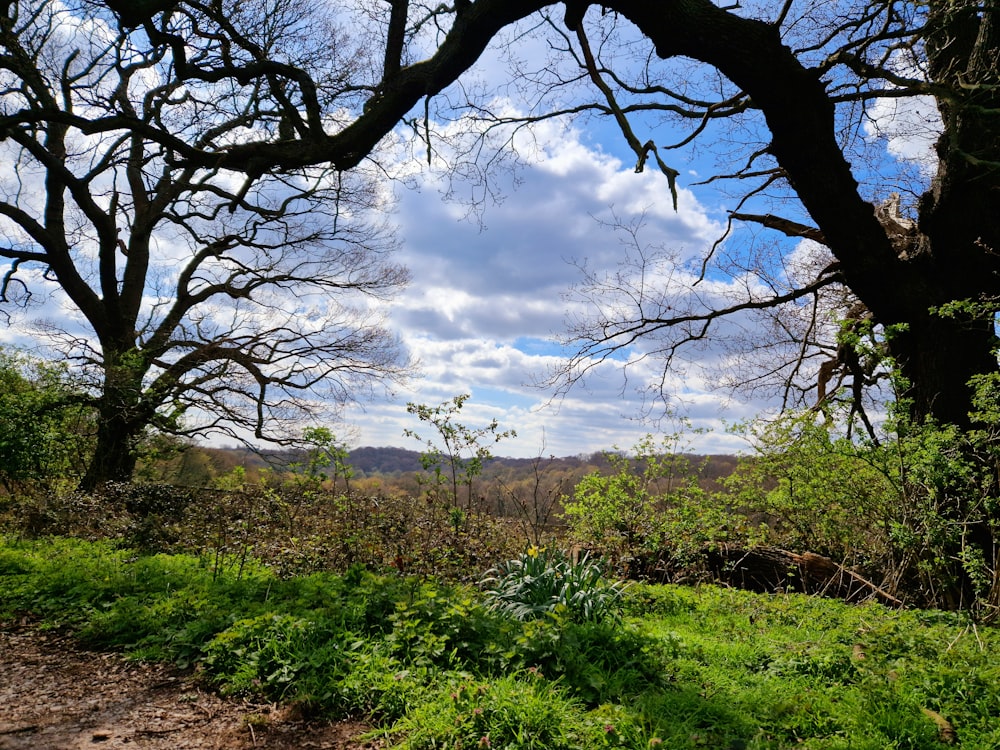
left=347, top=446, right=425, bottom=474
left=183, top=444, right=740, bottom=487
left=192, top=445, right=439, bottom=475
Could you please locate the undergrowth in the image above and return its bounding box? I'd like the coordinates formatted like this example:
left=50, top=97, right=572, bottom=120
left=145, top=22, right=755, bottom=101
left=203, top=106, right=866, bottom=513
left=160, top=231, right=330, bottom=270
left=2, top=536, right=999, bottom=748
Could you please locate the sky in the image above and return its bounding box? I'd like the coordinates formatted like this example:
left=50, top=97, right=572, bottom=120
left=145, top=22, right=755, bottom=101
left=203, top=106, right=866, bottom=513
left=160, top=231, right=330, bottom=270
left=0, top=4, right=937, bottom=461
left=339, top=119, right=766, bottom=459
left=331, top=18, right=938, bottom=460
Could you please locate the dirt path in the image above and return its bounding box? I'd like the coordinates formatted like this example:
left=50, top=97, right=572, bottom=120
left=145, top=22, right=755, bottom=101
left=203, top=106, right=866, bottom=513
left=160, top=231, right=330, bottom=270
left=0, top=620, right=387, bottom=750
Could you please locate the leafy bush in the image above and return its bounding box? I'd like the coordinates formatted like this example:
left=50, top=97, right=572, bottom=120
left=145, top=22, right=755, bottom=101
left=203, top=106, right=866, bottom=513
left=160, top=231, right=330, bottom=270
left=724, top=403, right=1000, bottom=612
left=385, top=581, right=503, bottom=669
left=503, top=616, right=673, bottom=706
left=0, top=348, right=94, bottom=490
left=480, top=546, right=627, bottom=623
left=561, top=434, right=732, bottom=575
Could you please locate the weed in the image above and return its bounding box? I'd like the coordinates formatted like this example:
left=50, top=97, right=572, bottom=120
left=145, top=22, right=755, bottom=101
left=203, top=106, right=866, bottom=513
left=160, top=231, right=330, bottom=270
left=382, top=675, right=633, bottom=749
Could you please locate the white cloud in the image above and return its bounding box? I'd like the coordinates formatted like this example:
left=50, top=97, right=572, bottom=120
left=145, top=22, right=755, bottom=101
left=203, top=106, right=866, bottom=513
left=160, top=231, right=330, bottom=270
left=331, top=116, right=766, bottom=458
left=864, top=94, right=940, bottom=170
left=861, top=51, right=942, bottom=174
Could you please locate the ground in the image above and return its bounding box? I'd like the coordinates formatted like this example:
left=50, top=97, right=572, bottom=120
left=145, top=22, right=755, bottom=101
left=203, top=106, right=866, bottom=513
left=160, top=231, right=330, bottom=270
left=0, top=619, right=387, bottom=750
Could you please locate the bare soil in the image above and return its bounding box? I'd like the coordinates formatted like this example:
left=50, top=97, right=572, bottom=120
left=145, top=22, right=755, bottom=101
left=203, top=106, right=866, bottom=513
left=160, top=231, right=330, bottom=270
left=0, top=620, right=387, bottom=750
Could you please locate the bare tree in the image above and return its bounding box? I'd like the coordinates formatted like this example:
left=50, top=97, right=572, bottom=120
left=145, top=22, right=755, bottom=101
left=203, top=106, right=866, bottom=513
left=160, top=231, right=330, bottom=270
left=0, top=0, right=410, bottom=488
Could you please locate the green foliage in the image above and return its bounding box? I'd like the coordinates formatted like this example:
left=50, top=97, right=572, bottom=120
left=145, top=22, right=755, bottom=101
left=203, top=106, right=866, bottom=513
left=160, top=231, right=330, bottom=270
left=724, top=400, right=1000, bottom=612
left=405, top=394, right=516, bottom=510
left=3, top=537, right=1000, bottom=749
left=503, top=616, right=672, bottom=707
left=481, top=546, right=627, bottom=624
left=627, top=585, right=1000, bottom=749
left=722, top=414, right=896, bottom=561
left=384, top=675, right=623, bottom=750
left=203, top=613, right=356, bottom=700
left=301, top=426, right=354, bottom=494
left=0, top=348, right=94, bottom=489
left=565, top=455, right=663, bottom=560
left=563, top=433, right=721, bottom=567
left=384, top=580, right=502, bottom=670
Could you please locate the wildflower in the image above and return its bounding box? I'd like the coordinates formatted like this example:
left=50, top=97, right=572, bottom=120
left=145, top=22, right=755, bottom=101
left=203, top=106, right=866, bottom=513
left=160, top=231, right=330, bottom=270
left=649, top=740, right=663, bottom=747
left=478, top=735, right=491, bottom=747
left=527, top=546, right=540, bottom=558
left=604, top=724, right=615, bottom=734
left=473, top=707, right=483, bottom=716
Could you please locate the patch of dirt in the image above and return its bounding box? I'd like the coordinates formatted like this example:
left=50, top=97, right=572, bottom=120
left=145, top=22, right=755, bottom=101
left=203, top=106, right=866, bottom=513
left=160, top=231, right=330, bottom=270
left=0, top=620, right=387, bottom=750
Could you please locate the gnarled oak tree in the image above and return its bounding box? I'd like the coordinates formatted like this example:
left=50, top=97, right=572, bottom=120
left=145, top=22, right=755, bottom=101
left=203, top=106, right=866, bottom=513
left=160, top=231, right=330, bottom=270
left=1, top=0, right=410, bottom=488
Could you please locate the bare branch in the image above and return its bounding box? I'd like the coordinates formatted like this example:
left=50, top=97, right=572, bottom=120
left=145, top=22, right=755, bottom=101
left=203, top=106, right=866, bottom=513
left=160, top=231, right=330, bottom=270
left=574, top=23, right=680, bottom=208
left=729, top=212, right=827, bottom=244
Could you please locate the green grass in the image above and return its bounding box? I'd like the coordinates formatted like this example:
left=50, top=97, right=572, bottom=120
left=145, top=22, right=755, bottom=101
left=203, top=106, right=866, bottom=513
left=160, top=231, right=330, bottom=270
left=2, top=536, right=998, bottom=748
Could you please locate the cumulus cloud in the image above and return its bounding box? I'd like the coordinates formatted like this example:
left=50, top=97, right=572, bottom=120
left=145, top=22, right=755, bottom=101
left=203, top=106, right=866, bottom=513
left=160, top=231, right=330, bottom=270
left=861, top=51, right=942, bottom=174
left=335, top=114, right=764, bottom=457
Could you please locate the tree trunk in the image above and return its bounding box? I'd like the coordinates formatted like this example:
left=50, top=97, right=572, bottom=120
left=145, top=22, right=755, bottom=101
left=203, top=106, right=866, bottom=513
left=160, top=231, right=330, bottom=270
left=79, top=412, right=141, bottom=491
left=890, top=312, right=998, bottom=430
left=78, top=351, right=148, bottom=492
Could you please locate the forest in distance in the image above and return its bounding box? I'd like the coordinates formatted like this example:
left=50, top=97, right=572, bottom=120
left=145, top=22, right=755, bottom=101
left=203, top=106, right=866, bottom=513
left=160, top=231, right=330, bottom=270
left=155, top=442, right=740, bottom=489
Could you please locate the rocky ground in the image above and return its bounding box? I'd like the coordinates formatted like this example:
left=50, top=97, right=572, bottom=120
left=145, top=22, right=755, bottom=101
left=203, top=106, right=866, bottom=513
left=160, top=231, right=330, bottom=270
left=0, top=620, right=386, bottom=750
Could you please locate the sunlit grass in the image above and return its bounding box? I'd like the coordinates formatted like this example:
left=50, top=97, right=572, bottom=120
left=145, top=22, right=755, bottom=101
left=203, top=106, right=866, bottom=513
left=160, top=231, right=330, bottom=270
left=2, top=537, right=999, bottom=749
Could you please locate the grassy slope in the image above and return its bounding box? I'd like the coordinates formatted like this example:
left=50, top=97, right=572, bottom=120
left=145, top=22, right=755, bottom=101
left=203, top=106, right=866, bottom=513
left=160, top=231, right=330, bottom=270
left=1, top=536, right=997, bottom=749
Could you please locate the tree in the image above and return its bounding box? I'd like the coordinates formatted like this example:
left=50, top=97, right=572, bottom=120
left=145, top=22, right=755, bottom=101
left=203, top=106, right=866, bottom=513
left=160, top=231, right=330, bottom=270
left=0, top=348, right=93, bottom=490
left=405, top=394, right=515, bottom=510
left=301, top=425, right=354, bottom=496
left=0, top=0, right=410, bottom=488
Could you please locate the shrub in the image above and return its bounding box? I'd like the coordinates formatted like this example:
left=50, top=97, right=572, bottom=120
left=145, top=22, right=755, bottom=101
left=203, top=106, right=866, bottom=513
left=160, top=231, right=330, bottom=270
left=561, top=434, right=728, bottom=574
left=724, top=404, right=1000, bottom=612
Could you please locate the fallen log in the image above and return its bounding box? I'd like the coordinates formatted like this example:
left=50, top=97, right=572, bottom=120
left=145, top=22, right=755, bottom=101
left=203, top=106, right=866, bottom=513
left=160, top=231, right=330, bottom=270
left=704, top=546, right=903, bottom=607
